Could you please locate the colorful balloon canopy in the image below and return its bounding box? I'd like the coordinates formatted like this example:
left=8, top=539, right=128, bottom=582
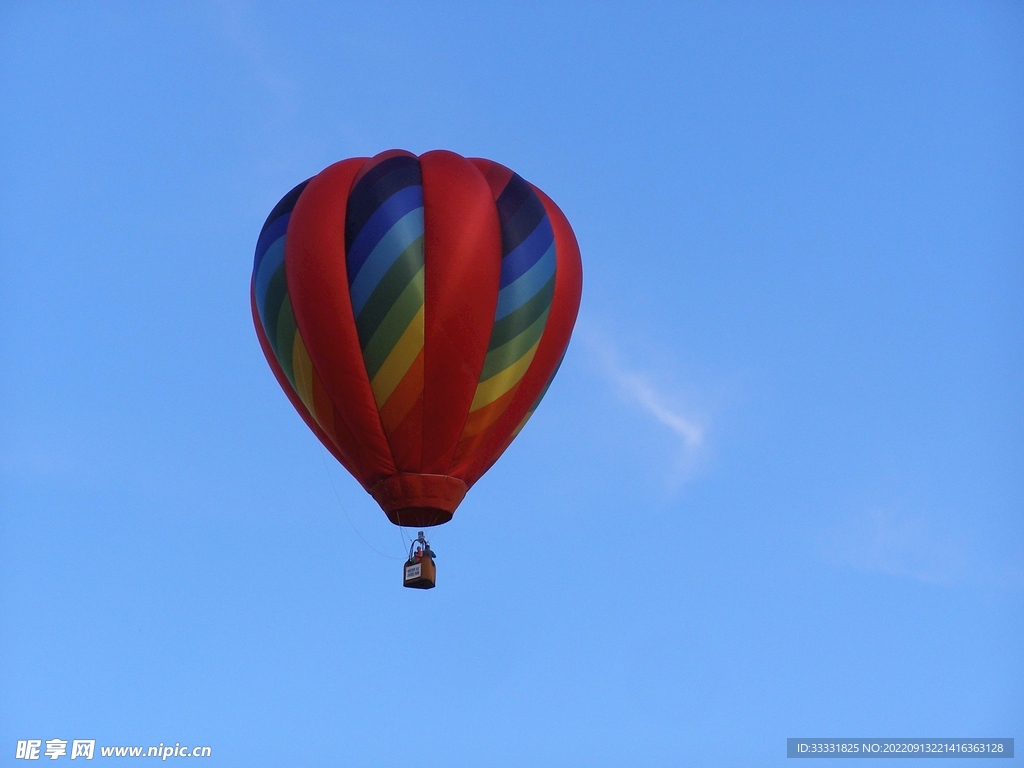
left=251, top=150, right=582, bottom=526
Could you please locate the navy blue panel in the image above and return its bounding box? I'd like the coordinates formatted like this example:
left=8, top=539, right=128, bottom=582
left=345, top=156, right=422, bottom=250
left=253, top=179, right=309, bottom=276
left=495, top=174, right=546, bottom=256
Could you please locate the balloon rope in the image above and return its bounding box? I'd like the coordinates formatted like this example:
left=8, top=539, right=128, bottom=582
left=298, top=352, right=401, bottom=560
left=320, top=451, right=401, bottom=560
left=393, top=505, right=413, bottom=553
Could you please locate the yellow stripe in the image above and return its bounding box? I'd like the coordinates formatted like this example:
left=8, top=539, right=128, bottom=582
left=362, top=267, right=425, bottom=379
left=469, top=338, right=541, bottom=411
left=510, top=412, right=532, bottom=440
left=480, top=308, right=549, bottom=381
left=370, top=304, right=424, bottom=407
left=292, top=332, right=316, bottom=417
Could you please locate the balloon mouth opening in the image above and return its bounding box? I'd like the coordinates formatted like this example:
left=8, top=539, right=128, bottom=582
left=370, top=473, right=467, bottom=528
left=385, top=507, right=454, bottom=527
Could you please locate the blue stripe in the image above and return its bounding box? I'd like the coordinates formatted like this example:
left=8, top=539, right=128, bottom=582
left=494, top=241, right=556, bottom=319
left=254, top=214, right=289, bottom=274
left=500, top=216, right=554, bottom=287
left=349, top=207, right=424, bottom=317
left=254, top=235, right=285, bottom=323
left=346, top=186, right=424, bottom=282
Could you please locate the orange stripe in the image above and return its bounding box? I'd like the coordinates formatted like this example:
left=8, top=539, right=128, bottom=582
left=311, top=367, right=336, bottom=442
left=379, top=348, right=424, bottom=435
left=451, top=385, right=521, bottom=467
left=460, top=387, right=518, bottom=440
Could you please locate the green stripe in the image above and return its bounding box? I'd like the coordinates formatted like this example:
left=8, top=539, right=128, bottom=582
left=479, top=306, right=550, bottom=380
left=518, top=357, right=563, bottom=432
left=361, top=267, right=425, bottom=380
left=526, top=364, right=560, bottom=417
left=355, top=236, right=423, bottom=347
left=263, top=265, right=288, bottom=346
left=487, top=276, right=554, bottom=351
left=534, top=355, right=563, bottom=407
left=274, top=295, right=297, bottom=387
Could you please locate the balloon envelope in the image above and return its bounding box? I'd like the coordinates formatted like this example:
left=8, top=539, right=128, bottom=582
left=251, top=150, right=582, bottom=526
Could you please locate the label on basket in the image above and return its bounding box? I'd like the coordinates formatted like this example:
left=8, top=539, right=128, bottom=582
left=405, top=563, right=422, bottom=580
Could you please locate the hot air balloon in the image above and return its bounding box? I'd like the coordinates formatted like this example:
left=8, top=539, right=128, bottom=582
left=250, top=150, right=582, bottom=552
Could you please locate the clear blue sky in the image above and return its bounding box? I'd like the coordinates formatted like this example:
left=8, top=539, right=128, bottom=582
left=1, top=2, right=1021, bottom=765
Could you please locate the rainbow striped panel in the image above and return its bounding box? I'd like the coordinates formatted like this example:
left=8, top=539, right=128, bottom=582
left=254, top=180, right=308, bottom=388
left=252, top=180, right=338, bottom=442
left=511, top=351, right=564, bottom=441
left=456, top=172, right=556, bottom=452
left=344, top=155, right=426, bottom=452
left=480, top=350, right=567, bottom=479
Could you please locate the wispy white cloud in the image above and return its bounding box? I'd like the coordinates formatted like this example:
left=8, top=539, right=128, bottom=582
left=209, top=1, right=373, bottom=173
left=0, top=440, right=97, bottom=481
left=214, top=0, right=295, bottom=103
left=824, top=507, right=1023, bottom=590
left=604, top=359, right=704, bottom=449
left=581, top=327, right=707, bottom=484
